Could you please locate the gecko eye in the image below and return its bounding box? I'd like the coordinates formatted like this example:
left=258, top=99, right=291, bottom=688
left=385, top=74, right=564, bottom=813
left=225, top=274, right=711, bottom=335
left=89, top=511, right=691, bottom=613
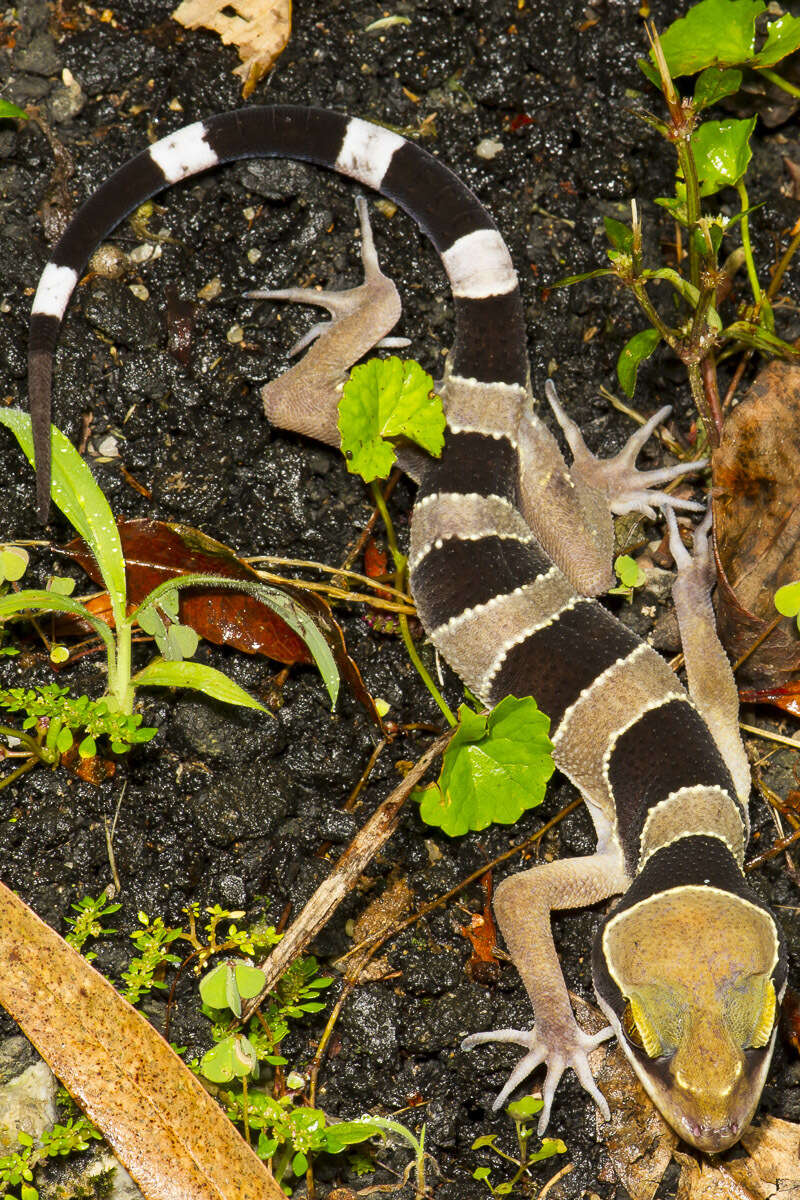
left=748, top=979, right=776, bottom=1050
left=622, top=997, right=663, bottom=1058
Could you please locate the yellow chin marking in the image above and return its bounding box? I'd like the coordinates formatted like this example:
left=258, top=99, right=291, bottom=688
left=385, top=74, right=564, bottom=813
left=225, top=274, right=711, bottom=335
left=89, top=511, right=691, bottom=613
left=750, top=979, right=776, bottom=1050
left=625, top=996, right=663, bottom=1059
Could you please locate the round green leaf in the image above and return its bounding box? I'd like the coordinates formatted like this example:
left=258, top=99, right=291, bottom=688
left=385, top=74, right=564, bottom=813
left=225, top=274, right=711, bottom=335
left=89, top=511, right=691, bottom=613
left=418, top=697, right=554, bottom=836
left=691, top=117, right=756, bottom=196
left=775, top=580, right=800, bottom=618
left=233, top=962, right=267, bottom=1000
left=199, top=962, right=233, bottom=1009
left=0, top=546, right=29, bottom=581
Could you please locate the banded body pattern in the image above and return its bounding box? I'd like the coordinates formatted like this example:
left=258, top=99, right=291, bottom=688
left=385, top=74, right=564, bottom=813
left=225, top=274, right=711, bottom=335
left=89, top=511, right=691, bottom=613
left=27, top=106, right=785, bottom=1147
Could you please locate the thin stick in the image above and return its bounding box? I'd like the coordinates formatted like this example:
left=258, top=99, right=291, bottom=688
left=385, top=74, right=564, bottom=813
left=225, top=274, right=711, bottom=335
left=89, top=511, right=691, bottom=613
left=241, top=729, right=454, bottom=1019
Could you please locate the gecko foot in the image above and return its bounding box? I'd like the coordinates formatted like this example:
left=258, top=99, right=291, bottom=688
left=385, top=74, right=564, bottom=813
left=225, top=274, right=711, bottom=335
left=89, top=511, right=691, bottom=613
left=545, top=380, right=708, bottom=519
left=462, top=1022, right=613, bottom=1133
left=247, top=195, right=408, bottom=355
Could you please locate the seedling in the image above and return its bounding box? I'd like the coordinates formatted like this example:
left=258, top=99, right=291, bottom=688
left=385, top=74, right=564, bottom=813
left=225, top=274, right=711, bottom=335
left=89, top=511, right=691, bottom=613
left=472, top=1096, right=566, bottom=1196
left=0, top=412, right=340, bottom=775
left=609, top=553, right=647, bottom=598
left=557, top=0, right=800, bottom=443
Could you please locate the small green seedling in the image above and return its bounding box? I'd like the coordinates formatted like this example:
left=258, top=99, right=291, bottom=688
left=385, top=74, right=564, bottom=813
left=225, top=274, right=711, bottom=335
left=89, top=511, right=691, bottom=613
left=775, top=580, right=800, bottom=633
left=0, top=1119, right=101, bottom=1200
left=609, top=553, right=647, bottom=598
left=415, top=696, right=555, bottom=836
left=199, top=959, right=268, bottom=1018
left=64, top=890, right=121, bottom=961
left=472, top=1096, right=566, bottom=1196
left=0, top=412, right=340, bottom=761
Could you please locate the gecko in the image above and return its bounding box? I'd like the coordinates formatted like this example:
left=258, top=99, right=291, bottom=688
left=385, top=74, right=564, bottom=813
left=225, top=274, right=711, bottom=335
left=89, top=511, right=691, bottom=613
left=26, top=105, right=786, bottom=1152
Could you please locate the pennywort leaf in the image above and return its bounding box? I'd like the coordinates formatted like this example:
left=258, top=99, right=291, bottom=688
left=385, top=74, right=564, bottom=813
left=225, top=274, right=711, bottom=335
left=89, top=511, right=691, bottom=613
left=416, top=697, right=554, bottom=836
left=338, top=357, right=445, bottom=482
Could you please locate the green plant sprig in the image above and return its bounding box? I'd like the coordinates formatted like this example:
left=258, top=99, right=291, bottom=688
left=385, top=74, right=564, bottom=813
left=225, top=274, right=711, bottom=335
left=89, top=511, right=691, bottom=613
left=0, top=1119, right=102, bottom=1200
left=472, top=1096, right=566, bottom=1196
left=555, top=2, right=800, bottom=444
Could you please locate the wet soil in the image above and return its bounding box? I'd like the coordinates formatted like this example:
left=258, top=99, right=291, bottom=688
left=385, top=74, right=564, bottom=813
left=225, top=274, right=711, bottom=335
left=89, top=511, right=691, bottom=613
left=0, top=0, right=799, bottom=1197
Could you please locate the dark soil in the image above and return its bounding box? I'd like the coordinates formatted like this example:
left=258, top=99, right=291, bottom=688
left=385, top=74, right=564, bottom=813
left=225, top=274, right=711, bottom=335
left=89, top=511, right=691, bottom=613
left=0, top=1, right=799, bottom=1197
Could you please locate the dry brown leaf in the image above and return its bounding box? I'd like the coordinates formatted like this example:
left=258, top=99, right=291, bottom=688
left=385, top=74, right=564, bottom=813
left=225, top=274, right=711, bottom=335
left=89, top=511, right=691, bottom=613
left=712, top=358, right=800, bottom=687
left=591, top=1037, right=677, bottom=1200
left=0, top=881, right=284, bottom=1200
left=172, top=0, right=291, bottom=94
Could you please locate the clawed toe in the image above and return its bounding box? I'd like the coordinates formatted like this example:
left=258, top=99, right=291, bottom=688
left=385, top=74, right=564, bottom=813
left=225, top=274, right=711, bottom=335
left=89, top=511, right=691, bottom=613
left=544, top=380, right=707, bottom=520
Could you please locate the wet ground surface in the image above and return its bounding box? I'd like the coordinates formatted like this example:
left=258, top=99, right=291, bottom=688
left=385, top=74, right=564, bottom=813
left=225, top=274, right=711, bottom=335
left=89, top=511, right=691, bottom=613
left=1, top=0, right=799, bottom=1196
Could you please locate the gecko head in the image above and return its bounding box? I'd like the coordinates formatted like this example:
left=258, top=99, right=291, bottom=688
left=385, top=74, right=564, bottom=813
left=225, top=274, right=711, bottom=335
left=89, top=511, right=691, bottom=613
left=596, top=885, right=782, bottom=1153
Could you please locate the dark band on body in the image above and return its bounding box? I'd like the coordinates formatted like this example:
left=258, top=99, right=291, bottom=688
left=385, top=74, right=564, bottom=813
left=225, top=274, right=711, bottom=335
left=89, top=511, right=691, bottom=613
left=411, top=535, right=551, bottom=631
left=608, top=699, right=736, bottom=852
left=417, top=432, right=519, bottom=501
left=488, top=599, right=640, bottom=728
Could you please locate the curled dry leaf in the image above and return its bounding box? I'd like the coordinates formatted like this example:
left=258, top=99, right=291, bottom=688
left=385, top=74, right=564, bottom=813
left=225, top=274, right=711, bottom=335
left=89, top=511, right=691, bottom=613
left=172, top=0, right=291, bottom=94
left=712, top=358, right=800, bottom=687
left=0, top=881, right=285, bottom=1200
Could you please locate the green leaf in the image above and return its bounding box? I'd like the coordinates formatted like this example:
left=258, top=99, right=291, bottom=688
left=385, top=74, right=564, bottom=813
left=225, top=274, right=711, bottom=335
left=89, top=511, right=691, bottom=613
left=291, top=1152, right=308, bottom=1177
left=723, top=321, right=800, bottom=359
left=472, top=1167, right=492, bottom=1181
left=652, top=0, right=763, bottom=78
left=137, top=605, right=166, bottom=638
left=506, top=1096, right=544, bottom=1120
left=20, top=1184, right=38, bottom=1200
left=0, top=99, right=29, bottom=120
left=56, top=726, right=74, bottom=754
left=471, top=1135, right=500, bottom=1151
left=338, top=357, right=445, bottom=482
left=163, top=623, right=199, bottom=661
left=751, top=13, right=800, bottom=68
left=551, top=268, right=616, bottom=288
left=0, top=546, right=28, bottom=582
left=690, top=117, right=756, bottom=196
left=614, top=554, right=646, bottom=590
left=47, top=575, right=76, bottom=595
left=323, top=1121, right=382, bottom=1152
left=417, top=697, right=554, bottom=836
left=775, top=581, right=800, bottom=618
left=78, top=735, right=97, bottom=758
left=694, top=66, right=743, bottom=109
left=617, top=328, right=661, bottom=397
left=199, top=1034, right=257, bottom=1083
left=131, top=658, right=266, bottom=710
left=234, top=962, right=266, bottom=999
left=603, top=217, right=633, bottom=253
left=529, top=1137, right=567, bottom=1163
left=0, top=411, right=127, bottom=626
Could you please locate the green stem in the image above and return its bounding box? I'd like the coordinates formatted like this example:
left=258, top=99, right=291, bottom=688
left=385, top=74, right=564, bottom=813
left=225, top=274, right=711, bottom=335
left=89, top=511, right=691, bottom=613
left=736, top=180, right=763, bottom=312
left=0, top=755, right=39, bottom=790
left=370, top=482, right=456, bottom=728
left=107, top=621, right=132, bottom=715
left=677, top=138, right=702, bottom=289
left=631, top=282, right=680, bottom=348
left=758, top=67, right=800, bottom=99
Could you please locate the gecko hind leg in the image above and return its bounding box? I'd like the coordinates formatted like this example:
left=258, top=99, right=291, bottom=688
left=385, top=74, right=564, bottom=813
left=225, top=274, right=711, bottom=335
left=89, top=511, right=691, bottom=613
left=665, top=506, right=752, bottom=811
left=251, top=196, right=406, bottom=447
left=545, top=380, right=708, bottom=519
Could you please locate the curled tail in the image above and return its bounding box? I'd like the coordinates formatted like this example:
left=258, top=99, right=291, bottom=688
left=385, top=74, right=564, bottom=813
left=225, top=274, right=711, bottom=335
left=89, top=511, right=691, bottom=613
left=28, top=104, right=527, bottom=519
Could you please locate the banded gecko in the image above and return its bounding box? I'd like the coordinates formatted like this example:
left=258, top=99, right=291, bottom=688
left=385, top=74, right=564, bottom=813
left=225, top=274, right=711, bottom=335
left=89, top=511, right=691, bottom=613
left=27, top=106, right=786, bottom=1152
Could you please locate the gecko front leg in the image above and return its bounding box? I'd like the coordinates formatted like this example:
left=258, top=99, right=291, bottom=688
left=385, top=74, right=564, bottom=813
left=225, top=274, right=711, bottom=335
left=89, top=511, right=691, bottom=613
left=463, top=846, right=630, bottom=1132
left=251, top=196, right=408, bottom=447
